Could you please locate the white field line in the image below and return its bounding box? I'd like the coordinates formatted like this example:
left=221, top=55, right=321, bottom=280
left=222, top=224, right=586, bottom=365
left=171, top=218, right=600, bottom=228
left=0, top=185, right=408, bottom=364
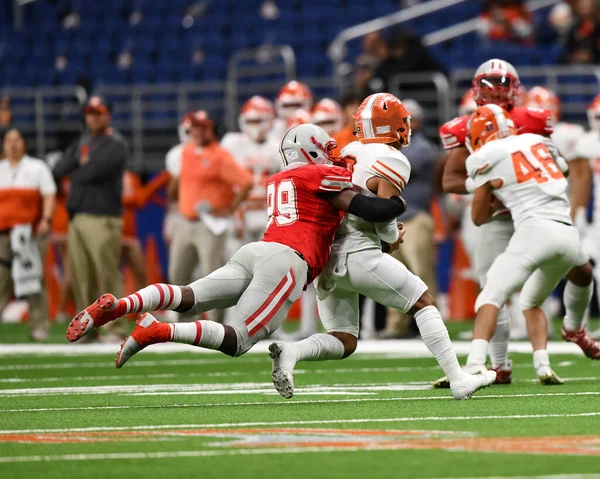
left=2, top=391, right=600, bottom=414
left=0, top=339, right=586, bottom=357
left=0, top=354, right=583, bottom=374
left=0, top=446, right=419, bottom=463
left=0, top=381, right=436, bottom=397
left=1, top=368, right=596, bottom=385
left=3, top=411, right=600, bottom=435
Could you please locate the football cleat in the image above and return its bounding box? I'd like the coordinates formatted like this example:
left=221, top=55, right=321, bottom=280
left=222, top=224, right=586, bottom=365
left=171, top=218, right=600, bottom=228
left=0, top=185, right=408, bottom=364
left=66, top=293, right=119, bottom=342
left=561, top=326, right=600, bottom=359
left=537, top=367, right=564, bottom=385
left=490, top=360, right=513, bottom=384
left=451, top=370, right=497, bottom=400
left=269, top=342, right=296, bottom=399
left=432, top=364, right=488, bottom=389
left=115, top=313, right=170, bottom=368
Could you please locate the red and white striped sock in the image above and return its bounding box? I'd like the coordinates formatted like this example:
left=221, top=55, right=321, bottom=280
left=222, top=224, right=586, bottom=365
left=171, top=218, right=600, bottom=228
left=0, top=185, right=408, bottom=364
left=170, top=321, right=225, bottom=350
left=117, top=284, right=183, bottom=315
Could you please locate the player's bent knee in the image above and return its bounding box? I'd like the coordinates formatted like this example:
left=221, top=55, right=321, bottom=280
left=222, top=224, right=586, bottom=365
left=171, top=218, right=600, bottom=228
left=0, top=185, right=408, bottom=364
left=409, top=290, right=436, bottom=314
left=329, top=331, right=357, bottom=358
left=475, top=290, right=505, bottom=312
left=566, top=262, right=593, bottom=287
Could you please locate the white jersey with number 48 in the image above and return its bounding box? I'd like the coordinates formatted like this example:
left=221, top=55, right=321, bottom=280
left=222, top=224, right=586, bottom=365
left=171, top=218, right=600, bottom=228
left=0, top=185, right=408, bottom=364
left=466, top=133, right=571, bottom=228
left=333, top=141, right=411, bottom=253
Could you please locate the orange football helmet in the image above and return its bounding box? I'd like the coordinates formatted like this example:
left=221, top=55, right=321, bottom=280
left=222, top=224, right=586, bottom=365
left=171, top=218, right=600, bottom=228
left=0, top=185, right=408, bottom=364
left=466, top=104, right=516, bottom=153
left=239, top=95, right=275, bottom=141
left=527, top=86, right=560, bottom=123
left=354, top=93, right=411, bottom=147
left=472, top=59, right=521, bottom=110
left=311, top=98, right=343, bottom=135
left=275, top=81, right=313, bottom=120
left=588, top=94, right=600, bottom=132
left=459, top=89, right=477, bottom=116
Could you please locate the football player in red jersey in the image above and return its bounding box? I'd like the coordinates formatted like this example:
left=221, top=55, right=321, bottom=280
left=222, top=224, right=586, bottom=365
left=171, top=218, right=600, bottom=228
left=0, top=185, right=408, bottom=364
left=65, top=124, right=408, bottom=366
left=436, top=59, right=596, bottom=388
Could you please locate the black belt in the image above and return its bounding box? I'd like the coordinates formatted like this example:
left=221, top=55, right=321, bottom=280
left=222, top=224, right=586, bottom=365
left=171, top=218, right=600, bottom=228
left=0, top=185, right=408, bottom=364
left=294, top=250, right=313, bottom=285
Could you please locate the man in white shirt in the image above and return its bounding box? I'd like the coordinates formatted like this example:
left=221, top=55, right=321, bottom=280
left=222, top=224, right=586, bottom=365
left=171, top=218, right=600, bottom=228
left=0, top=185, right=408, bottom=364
left=0, top=129, right=56, bottom=340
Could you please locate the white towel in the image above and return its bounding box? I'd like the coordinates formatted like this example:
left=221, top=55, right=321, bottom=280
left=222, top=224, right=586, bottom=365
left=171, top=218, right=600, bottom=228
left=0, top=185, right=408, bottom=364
left=10, top=224, right=42, bottom=297
left=199, top=212, right=233, bottom=236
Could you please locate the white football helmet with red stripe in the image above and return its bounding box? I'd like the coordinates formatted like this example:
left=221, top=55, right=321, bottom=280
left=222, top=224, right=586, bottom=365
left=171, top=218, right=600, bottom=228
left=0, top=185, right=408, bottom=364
left=279, top=124, right=338, bottom=167
left=311, top=98, right=343, bottom=135
left=276, top=81, right=313, bottom=121
left=239, top=96, right=275, bottom=142
left=472, top=59, right=520, bottom=110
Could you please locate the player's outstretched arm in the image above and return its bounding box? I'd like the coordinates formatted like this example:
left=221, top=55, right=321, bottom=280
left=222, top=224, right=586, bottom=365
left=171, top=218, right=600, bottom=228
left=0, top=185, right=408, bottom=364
left=442, top=146, right=470, bottom=194
left=325, top=189, right=407, bottom=222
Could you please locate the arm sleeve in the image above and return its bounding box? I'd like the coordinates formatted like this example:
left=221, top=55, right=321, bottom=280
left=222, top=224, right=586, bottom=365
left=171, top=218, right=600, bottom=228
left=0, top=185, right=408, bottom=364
left=375, top=219, right=400, bottom=244
left=347, top=194, right=406, bottom=222
left=52, top=142, right=80, bottom=179
left=220, top=150, right=254, bottom=188
left=316, top=164, right=353, bottom=192
left=38, top=161, right=57, bottom=195
left=76, top=141, right=127, bottom=182
left=466, top=150, right=494, bottom=188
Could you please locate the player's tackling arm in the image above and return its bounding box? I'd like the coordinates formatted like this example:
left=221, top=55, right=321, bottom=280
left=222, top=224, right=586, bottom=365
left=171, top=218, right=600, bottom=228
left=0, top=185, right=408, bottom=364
left=442, top=146, right=471, bottom=194
left=569, top=158, right=592, bottom=222
left=325, top=189, right=407, bottom=222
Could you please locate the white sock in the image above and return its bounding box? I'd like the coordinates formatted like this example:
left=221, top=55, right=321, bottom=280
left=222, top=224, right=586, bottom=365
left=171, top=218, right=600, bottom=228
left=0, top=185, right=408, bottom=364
left=489, top=307, right=510, bottom=368
left=293, top=333, right=345, bottom=362
left=119, top=284, right=183, bottom=314
left=533, top=349, right=550, bottom=373
left=171, top=320, right=225, bottom=349
left=415, top=306, right=463, bottom=383
left=563, top=281, right=592, bottom=332
left=466, top=338, right=489, bottom=367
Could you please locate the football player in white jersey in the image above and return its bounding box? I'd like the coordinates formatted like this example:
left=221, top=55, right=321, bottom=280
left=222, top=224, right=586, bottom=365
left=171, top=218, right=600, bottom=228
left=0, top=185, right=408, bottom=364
left=573, top=94, right=600, bottom=333
left=270, top=81, right=313, bottom=142
left=221, top=96, right=281, bottom=244
left=464, top=105, right=598, bottom=382
left=268, top=93, right=496, bottom=400
left=526, top=87, right=588, bottom=232
left=311, top=98, right=343, bottom=136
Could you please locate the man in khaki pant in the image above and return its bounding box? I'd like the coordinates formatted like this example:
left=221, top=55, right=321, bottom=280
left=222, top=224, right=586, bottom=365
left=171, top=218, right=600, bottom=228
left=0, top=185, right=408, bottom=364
left=0, top=129, right=56, bottom=341
left=385, top=100, right=443, bottom=337
left=54, top=97, right=127, bottom=326
left=167, top=110, right=253, bottom=322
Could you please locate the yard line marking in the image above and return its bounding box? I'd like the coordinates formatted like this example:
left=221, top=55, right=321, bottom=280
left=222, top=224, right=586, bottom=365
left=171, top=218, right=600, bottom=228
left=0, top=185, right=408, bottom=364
left=0, top=366, right=441, bottom=382
left=2, top=390, right=600, bottom=414
left=3, top=411, right=600, bottom=435
left=0, top=357, right=266, bottom=371
left=0, top=339, right=586, bottom=357
left=0, top=447, right=395, bottom=463
left=0, top=382, right=435, bottom=397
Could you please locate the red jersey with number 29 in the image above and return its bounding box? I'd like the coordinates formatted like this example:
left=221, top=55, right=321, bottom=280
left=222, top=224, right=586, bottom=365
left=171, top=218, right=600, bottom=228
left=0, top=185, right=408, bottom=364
left=262, top=163, right=353, bottom=282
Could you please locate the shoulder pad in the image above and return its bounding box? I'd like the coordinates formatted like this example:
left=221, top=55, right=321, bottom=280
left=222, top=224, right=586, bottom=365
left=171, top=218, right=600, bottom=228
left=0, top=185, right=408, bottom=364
left=512, top=106, right=553, bottom=136
left=371, top=151, right=411, bottom=193
left=439, top=116, right=469, bottom=150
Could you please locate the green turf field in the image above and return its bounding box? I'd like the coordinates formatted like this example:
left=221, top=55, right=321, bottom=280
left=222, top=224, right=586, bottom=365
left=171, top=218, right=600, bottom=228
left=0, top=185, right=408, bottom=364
left=0, top=340, right=599, bottom=479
